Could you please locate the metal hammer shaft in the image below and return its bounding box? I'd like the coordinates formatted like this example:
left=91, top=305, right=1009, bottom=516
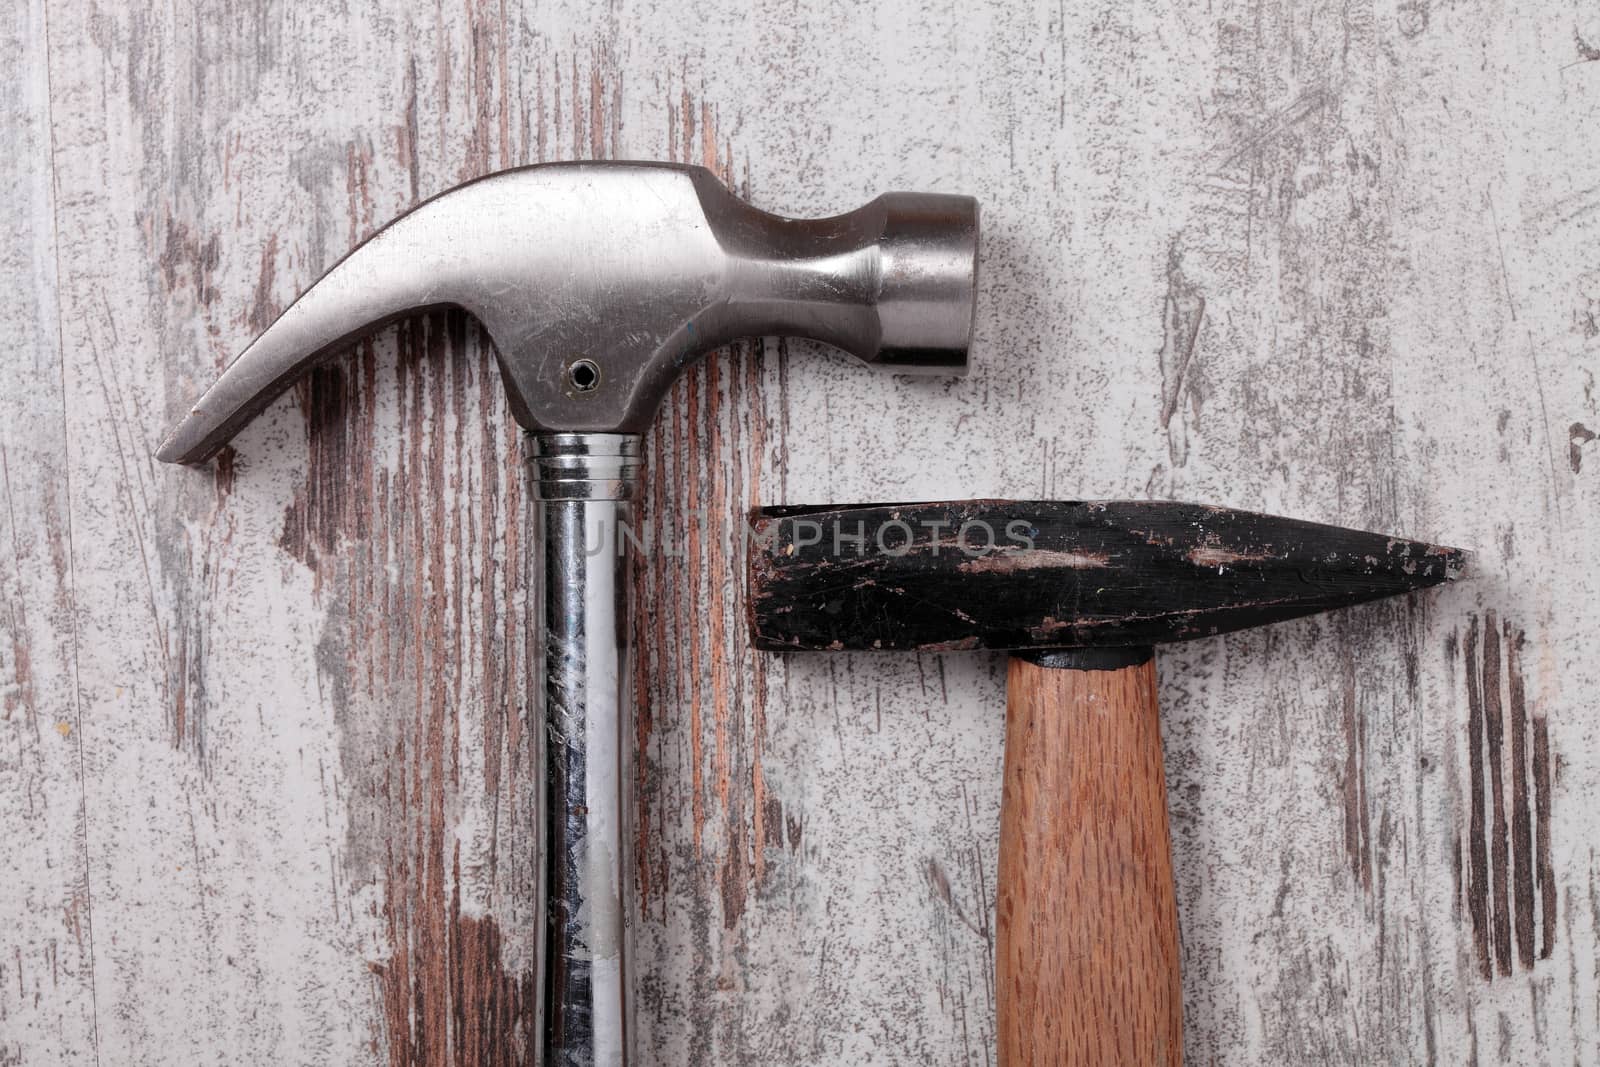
left=531, top=434, right=641, bottom=1065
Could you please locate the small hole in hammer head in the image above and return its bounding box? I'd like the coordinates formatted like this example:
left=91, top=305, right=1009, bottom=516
left=568, top=358, right=601, bottom=393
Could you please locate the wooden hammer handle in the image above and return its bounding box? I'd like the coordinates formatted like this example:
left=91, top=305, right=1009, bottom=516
left=997, top=651, right=1182, bottom=1067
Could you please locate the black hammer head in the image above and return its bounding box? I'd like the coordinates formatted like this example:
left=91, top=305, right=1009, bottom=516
left=747, top=501, right=1465, bottom=652
left=157, top=161, right=979, bottom=465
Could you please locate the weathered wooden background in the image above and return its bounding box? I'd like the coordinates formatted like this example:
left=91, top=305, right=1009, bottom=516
left=4, top=0, right=1598, bottom=1063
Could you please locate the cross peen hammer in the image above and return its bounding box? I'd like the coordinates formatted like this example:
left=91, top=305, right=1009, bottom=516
left=746, top=499, right=1465, bottom=1066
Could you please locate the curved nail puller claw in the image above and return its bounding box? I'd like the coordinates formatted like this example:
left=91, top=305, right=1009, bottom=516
left=158, top=161, right=978, bottom=464
left=158, top=161, right=979, bottom=1067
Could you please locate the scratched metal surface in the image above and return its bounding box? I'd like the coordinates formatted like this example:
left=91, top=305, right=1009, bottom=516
left=3, top=0, right=1598, bottom=1063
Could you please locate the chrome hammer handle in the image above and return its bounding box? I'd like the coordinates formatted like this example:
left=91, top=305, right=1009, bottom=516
left=531, top=433, right=641, bottom=1067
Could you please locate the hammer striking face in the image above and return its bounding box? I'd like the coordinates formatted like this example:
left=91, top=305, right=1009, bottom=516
left=746, top=499, right=1464, bottom=1067
left=158, top=161, right=980, bottom=1067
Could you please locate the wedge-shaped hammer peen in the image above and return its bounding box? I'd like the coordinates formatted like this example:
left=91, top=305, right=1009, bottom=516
left=158, top=162, right=980, bottom=1066
left=747, top=500, right=1465, bottom=1066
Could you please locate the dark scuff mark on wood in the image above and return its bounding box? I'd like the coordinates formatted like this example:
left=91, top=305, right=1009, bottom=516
left=213, top=446, right=236, bottom=500
left=924, top=858, right=987, bottom=941
left=718, top=836, right=748, bottom=933
left=1158, top=237, right=1206, bottom=468
left=1569, top=422, right=1595, bottom=473
left=170, top=617, right=209, bottom=760
left=246, top=233, right=280, bottom=335
left=157, top=215, right=221, bottom=307
left=630, top=431, right=659, bottom=913
left=1505, top=622, right=1535, bottom=969
left=761, top=797, right=782, bottom=850
left=1482, top=614, right=1512, bottom=976
left=1463, top=613, right=1492, bottom=977
left=1576, top=27, right=1600, bottom=63
left=1340, top=657, right=1373, bottom=892
left=281, top=359, right=355, bottom=575
left=1533, top=712, right=1555, bottom=959
left=397, top=58, right=421, bottom=201
left=1457, top=613, right=1555, bottom=980
left=1213, top=85, right=1332, bottom=172
left=633, top=411, right=671, bottom=918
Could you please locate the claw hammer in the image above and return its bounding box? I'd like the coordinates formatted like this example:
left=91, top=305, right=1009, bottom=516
left=159, top=161, right=980, bottom=1065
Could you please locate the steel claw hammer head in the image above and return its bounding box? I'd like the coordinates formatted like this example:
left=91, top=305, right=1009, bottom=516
left=157, top=161, right=978, bottom=464
left=746, top=500, right=1465, bottom=1067
left=157, top=161, right=978, bottom=1067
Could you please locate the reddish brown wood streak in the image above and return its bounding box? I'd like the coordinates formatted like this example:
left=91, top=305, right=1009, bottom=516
left=631, top=446, right=657, bottom=910
left=681, top=356, right=708, bottom=858
left=746, top=332, right=770, bottom=871
left=1533, top=708, right=1556, bottom=959
left=1483, top=616, right=1511, bottom=975
left=632, top=89, right=775, bottom=922
left=1463, top=616, right=1490, bottom=978
left=1457, top=612, right=1555, bottom=980
left=279, top=238, right=542, bottom=1066
left=1505, top=621, right=1535, bottom=969
left=634, top=414, right=673, bottom=916
left=706, top=352, right=749, bottom=930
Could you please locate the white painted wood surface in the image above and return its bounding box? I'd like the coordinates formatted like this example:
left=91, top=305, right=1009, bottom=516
left=4, top=0, right=1598, bottom=1062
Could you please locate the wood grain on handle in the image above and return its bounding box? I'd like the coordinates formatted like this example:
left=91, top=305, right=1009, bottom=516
left=997, top=653, right=1182, bottom=1067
